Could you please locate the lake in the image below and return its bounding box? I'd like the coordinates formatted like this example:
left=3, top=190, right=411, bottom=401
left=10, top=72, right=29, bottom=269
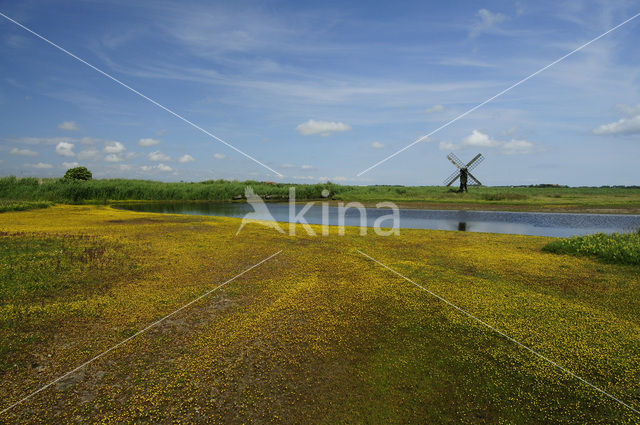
left=117, top=202, right=640, bottom=238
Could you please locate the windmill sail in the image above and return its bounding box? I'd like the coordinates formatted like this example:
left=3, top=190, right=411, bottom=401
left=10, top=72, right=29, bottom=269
left=446, top=153, right=466, bottom=169
left=443, top=170, right=461, bottom=186
left=467, top=171, right=482, bottom=185
left=466, top=153, right=484, bottom=170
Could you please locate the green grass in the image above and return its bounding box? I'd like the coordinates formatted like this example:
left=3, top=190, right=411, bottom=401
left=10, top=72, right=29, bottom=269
left=0, top=176, right=333, bottom=202
left=332, top=184, right=640, bottom=211
left=481, top=192, right=529, bottom=201
left=1, top=206, right=640, bottom=422
left=2, top=176, right=640, bottom=212
left=0, top=200, right=53, bottom=213
left=0, top=232, right=139, bottom=371
left=543, top=229, right=640, bottom=265
left=0, top=232, right=135, bottom=301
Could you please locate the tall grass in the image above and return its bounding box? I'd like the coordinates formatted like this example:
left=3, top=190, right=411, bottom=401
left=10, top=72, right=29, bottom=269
left=0, top=200, right=53, bottom=213
left=2, top=175, right=640, bottom=205
left=543, top=229, right=640, bottom=265
left=0, top=176, right=340, bottom=203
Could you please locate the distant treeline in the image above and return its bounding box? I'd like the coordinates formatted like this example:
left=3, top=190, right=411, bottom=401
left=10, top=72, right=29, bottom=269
left=515, top=184, right=640, bottom=189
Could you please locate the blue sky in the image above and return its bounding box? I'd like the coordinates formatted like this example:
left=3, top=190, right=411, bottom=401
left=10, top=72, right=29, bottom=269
left=1, top=0, right=639, bottom=186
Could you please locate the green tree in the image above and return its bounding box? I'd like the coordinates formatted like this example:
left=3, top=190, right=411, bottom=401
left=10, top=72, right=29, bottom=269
left=63, top=166, right=92, bottom=181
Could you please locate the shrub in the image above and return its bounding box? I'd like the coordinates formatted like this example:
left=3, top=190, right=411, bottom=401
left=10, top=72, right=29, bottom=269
left=63, top=167, right=92, bottom=181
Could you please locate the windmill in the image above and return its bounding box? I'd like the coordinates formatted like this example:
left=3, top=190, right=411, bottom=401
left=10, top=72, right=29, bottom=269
left=443, top=153, right=484, bottom=189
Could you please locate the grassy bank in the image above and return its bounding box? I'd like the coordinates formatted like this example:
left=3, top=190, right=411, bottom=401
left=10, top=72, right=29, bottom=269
left=543, top=229, right=640, bottom=265
left=1, top=205, right=639, bottom=423
left=0, top=200, right=53, bottom=213
left=2, top=176, right=640, bottom=213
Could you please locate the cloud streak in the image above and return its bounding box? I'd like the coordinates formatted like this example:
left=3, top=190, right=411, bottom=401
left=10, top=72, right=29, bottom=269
left=296, top=120, right=351, bottom=136
left=440, top=130, right=537, bottom=155
left=104, top=141, right=126, bottom=154
left=26, top=162, right=53, bottom=169
left=57, top=121, right=79, bottom=131
left=148, top=151, right=171, bottom=161
left=593, top=105, right=640, bottom=135
left=424, top=104, right=444, bottom=114
left=9, top=148, right=38, bottom=157
left=138, top=138, right=161, bottom=146
left=469, top=8, right=508, bottom=38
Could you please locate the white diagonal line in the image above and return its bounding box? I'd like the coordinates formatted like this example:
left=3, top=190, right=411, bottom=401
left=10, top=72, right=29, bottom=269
left=356, top=12, right=640, bottom=176
left=0, top=11, right=283, bottom=177
left=357, top=249, right=640, bottom=415
left=0, top=250, right=282, bottom=415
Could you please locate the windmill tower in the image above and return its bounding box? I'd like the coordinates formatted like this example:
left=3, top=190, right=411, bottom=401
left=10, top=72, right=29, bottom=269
left=443, top=153, right=484, bottom=189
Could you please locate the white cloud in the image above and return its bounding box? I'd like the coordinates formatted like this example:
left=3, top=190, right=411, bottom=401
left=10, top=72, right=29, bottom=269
left=462, top=130, right=500, bottom=148
left=62, top=161, right=79, bottom=168
left=438, top=141, right=457, bottom=151
left=77, top=149, right=101, bottom=161
left=178, top=154, right=194, bottom=163
left=7, top=136, right=73, bottom=145
left=213, top=153, right=226, bottom=159
left=424, top=104, right=444, bottom=114
left=104, top=154, right=123, bottom=162
left=119, top=164, right=132, bottom=171
left=470, top=9, right=507, bottom=38
left=148, top=151, right=171, bottom=161
left=281, top=163, right=314, bottom=171
left=282, top=163, right=313, bottom=170
left=478, top=9, right=506, bottom=25
left=27, top=162, right=53, bottom=169
left=593, top=115, right=640, bottom=136
left=141, top=164, right=172, bottom=172
left=57, top=121, right=78, bottom=131
left=138, top=138, right=161, bottom=147
left=296, top=119, right=351, bottom=136
left=9, top=148, right=38, bottom=157
left=371, top=141, right=385, bottom=149
left=318, top=176, right=348, bottom=182
left=441, top=130, right=537, bottom=155
left=55, top=141, right=75, bottom=157
left=6, top=136, right=99, bottom=146
left=104, top=141, right=126, bottom=154
left=79, top=137, right=96, bottom=145
left=501, top=139, right=535, bottom=155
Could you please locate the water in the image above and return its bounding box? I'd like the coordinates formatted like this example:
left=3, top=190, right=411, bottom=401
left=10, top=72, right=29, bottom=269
left=117, top=202, right=640, bottom=238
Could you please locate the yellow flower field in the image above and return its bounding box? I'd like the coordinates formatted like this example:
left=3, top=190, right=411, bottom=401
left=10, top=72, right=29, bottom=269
left=1, top=205, right=639, bottom=424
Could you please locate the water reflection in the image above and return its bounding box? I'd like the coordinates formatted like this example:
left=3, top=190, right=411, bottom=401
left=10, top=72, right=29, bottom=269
left=116, top=202, right=640, bottom=238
